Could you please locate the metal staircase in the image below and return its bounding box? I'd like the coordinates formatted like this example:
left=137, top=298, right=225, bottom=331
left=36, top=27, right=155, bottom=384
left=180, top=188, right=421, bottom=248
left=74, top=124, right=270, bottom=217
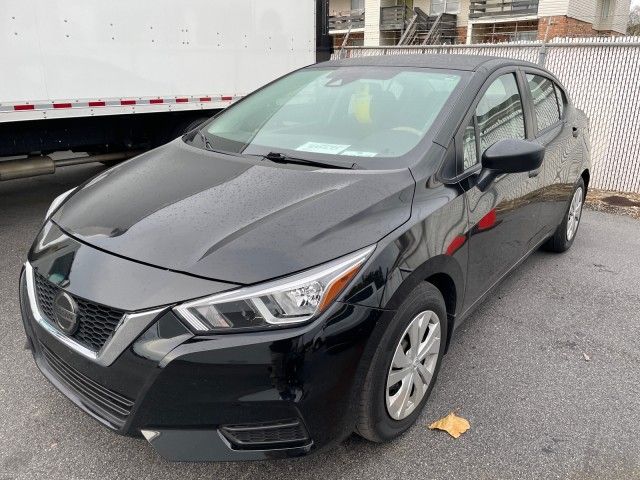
left=397, top=8, right=458, bottom=46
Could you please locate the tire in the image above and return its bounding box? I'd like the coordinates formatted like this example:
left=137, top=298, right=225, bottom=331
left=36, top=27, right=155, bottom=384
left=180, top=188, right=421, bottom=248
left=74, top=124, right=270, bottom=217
left=543, top=178, right=585, bottom=253
left=356, top=282, right=448, bottom=443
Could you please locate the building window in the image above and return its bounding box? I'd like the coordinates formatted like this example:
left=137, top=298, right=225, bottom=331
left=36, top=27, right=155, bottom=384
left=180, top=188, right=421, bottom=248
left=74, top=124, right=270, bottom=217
left=351, top=0, right=364, bottom=11
left=430, top=0, right=460, bottom=15
left=514, top=30, right=538, bottom=41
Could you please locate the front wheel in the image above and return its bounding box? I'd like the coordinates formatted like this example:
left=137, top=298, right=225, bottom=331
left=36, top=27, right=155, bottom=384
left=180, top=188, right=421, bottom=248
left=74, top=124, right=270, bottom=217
left=543, top=178, right=585, bottom=253
left=356, top=282, right=448, bottom=442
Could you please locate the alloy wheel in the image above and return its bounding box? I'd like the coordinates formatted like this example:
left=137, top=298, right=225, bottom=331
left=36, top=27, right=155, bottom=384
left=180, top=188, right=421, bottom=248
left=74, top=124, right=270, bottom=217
left=567, top=187, right=584, bottom=241
left=385, top=310, right=441, bottom=421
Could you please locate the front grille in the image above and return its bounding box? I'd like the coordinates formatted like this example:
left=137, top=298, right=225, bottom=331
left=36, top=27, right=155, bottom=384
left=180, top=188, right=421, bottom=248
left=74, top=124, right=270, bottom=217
left=34, top=271, right=125, bottom=351
left=39, top=342, right=134, bottom=428
left=220, top=419, right=310, bottom=450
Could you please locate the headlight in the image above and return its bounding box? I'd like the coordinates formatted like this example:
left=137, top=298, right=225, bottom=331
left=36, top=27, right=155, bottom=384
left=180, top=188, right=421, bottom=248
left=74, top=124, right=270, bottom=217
left=45, top=188, right=76, bottom=221
left=174, top=245, right=376, bottom=332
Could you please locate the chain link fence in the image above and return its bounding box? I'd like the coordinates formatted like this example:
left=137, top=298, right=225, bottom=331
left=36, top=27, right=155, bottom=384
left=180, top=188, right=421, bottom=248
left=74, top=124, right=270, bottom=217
left=333, top=36, right=640, bottom=193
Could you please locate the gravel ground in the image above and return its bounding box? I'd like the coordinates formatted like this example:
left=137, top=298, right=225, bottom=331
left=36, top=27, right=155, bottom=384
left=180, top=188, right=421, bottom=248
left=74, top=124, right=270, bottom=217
left=1, top=164, right=639, bottom=480
left=586, top=189, right=640, bottom=220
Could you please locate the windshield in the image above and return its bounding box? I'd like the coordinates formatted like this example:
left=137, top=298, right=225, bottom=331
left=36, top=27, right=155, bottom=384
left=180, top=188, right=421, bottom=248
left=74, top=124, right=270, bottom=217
left=189, top=66, right=464, bottom=165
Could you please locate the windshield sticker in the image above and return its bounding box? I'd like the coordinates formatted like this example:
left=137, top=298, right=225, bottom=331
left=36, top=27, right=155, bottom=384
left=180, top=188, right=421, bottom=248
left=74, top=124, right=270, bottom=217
left=341, top=150, right=377, bottom=157
left=296, top=142, right=351, bottom=155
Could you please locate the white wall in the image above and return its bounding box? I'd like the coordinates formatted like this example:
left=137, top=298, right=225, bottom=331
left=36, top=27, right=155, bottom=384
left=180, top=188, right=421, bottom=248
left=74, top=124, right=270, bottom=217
left=610, top=0, right=631, bottom=32
left=565, top=0, right=630, bottom=33
left=458, top=0, right=471, bottom=27
left=414, top=0, right=429, bottom=11
left=538, top=0, right=570, bottom=17
left=364, top=0, right=382, bottom=45
left=329, top=0, right=352, bottom=14
left=594, top=0, right=632, bottom=32
left=567, top=0, right=598, bottom=24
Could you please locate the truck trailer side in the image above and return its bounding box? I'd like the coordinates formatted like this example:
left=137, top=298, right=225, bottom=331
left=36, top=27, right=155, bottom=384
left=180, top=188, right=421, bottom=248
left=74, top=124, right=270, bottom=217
left=0, top=0, right=330, bottom=179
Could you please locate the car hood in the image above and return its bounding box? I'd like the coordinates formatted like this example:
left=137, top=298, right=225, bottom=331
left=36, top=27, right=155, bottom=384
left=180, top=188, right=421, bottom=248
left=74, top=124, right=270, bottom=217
left=52, top=140, right=415, bottom=284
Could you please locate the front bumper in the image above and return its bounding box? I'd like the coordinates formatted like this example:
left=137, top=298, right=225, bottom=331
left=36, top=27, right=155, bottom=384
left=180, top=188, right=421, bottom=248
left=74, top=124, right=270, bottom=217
left=20, top=264, right=386, bottom=461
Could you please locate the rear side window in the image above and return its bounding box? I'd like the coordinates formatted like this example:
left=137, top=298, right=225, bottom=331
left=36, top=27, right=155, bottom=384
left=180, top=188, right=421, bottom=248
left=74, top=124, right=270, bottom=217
left=527, top=74, right=561, bottom=132
left=475, top=73, right=526, bottom=157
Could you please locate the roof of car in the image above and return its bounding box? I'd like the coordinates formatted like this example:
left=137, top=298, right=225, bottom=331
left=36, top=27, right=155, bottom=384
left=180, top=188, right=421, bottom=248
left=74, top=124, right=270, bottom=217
left=314, top=54, right=539, bottom=72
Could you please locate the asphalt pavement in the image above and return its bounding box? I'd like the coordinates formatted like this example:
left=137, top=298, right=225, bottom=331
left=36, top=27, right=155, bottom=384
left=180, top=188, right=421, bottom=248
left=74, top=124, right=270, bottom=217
left=1, top=164, right=639, bottom=480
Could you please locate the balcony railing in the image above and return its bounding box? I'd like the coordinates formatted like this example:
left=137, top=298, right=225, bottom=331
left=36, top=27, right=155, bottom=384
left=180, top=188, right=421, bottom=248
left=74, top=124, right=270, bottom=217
left=380, top=5, right=413, bottom=31
left=329, top=9, right=365, bottom=31
left=469, top=0, right=539, bottom=19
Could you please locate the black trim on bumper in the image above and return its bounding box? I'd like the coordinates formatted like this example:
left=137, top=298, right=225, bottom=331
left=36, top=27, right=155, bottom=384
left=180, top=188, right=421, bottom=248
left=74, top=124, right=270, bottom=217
left=220, top=418, right=310, bottom=450
left=141, top=428, right=313, bottom=462
left=39, top=341, right=134, bottom=428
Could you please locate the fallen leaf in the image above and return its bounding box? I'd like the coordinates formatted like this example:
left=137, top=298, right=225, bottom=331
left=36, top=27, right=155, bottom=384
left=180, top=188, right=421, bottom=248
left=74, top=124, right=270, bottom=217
left=583, top=352, right=591, bottom=362
left=429, top=412, right=470, bottom=439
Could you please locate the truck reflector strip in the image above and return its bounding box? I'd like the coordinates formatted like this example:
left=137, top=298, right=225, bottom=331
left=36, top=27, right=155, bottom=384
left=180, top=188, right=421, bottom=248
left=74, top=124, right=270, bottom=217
left=2, top=95, right=240, bottom=115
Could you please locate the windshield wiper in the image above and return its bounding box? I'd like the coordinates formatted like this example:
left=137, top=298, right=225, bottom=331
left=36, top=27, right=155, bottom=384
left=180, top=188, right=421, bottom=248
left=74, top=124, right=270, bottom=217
left=261, top=152, right=359, bottom=170
left=196, top=129, right=215, bottom=151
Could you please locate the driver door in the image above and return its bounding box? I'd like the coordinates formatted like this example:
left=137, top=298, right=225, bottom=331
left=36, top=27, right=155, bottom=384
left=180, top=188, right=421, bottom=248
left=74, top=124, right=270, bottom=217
left=459, top=70, right=544, bottom=311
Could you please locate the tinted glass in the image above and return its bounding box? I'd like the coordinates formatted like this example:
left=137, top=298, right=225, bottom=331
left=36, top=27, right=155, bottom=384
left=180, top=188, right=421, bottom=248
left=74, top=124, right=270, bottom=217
left=463, top=121, right=478, bottom=170
left=476, top=74, right=525, bottom=156
left=527, top=74, right=561, bottom=132
left=554, top=83, right=566, bottom=118
left=193, top=67, right=462, bottom=163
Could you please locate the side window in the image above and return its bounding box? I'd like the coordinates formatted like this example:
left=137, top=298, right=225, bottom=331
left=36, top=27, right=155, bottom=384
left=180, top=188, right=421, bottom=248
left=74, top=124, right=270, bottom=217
left=554, top=83, right=566, bottom=118
left=475, top=74, right=526, bottom=157
left=527, top=74, right=561, bottom=132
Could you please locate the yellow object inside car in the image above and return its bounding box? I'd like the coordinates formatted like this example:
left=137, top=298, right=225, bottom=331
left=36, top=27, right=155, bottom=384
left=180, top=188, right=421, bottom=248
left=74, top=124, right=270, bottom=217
left=352, top=84, right=372, bottom=124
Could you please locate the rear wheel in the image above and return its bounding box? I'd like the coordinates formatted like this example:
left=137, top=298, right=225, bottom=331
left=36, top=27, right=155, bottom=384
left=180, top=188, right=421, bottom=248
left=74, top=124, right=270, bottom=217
left=543, top=178, right=585, bottom=253
left=356, top=282, right=447, bottom=442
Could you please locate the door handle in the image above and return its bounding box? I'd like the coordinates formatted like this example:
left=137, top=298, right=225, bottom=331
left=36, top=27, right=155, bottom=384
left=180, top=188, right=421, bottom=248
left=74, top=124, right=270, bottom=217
left=572, top=126, right=579, bottom=138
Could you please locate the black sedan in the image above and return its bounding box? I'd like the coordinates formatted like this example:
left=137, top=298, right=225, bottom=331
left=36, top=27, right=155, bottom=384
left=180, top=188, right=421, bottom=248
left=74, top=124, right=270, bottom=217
left=20, top=55, right=590, bottom=461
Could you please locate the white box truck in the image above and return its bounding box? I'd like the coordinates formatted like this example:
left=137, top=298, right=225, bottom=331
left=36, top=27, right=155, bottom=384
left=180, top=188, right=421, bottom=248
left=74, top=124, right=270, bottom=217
left=0, top=0, right=331, bottom=179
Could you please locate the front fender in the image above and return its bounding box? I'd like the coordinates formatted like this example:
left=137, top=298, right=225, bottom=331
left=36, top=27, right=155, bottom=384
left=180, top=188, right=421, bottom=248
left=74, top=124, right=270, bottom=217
left=382, top=253, right=465, bottom=315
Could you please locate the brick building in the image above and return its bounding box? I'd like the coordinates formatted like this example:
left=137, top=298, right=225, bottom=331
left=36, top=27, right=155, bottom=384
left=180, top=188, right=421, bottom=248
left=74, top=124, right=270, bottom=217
left=328, top=0, right=631, bottom=46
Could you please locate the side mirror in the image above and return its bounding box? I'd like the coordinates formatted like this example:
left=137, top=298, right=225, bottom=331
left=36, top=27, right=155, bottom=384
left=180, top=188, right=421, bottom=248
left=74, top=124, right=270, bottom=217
left=483, top=139, right=545, bottom=173
left=477, top=139, right=545, bottom=190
